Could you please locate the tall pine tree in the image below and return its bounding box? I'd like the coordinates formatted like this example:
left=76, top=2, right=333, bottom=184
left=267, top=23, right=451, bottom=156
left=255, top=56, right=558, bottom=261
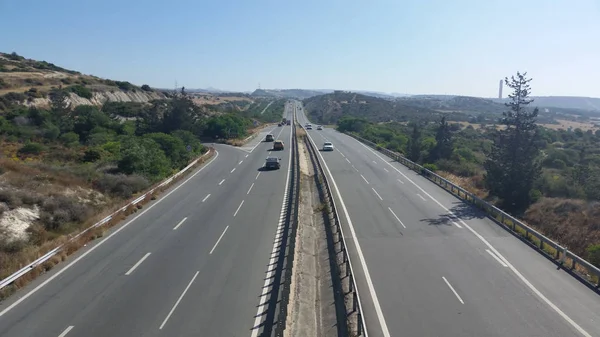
left=484, top=72, right=541, bottom=213
left=429, top=116, right=453, bottom=162
left=407, top=123, right=422, bottom=162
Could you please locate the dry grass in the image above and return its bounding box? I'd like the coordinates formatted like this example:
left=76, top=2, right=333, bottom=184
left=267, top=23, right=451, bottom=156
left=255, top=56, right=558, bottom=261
left=224, top=123, right=276, bottom=147
left=540, top=119, right=599, bottom=131
left=0, top=149, right=215, bottom=300
left=436, top=171, right=488, bottom=199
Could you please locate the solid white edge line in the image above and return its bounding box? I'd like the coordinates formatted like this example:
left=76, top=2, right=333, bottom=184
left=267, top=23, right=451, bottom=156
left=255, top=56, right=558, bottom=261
left=304, top=121, right=388, bottom=337
left=125, top=252, right=151, bottom=275
left=451, top=221, right=463, bottom=229
left=388, top=207, right=406, bottom=229
left=159, top=271, right=200, bottom=330
left=354, top=138, right=593, bottom=337
left=486, top=249, right=508, bottom=267
left=247, top=183, right=255, bottom=195
left=202, top=194, right=211, bottom=203
left=417, top=193, right=427, bottom=201
left=251, top=104, right=294, bottom=337
left=209, top=226, right=229, bottom=255
left=0, top=150, right=220, bottom=318
left=442, top=276, right=465, bottom=304
left=219, top=179, right=225, bottom=185
left=372, top=188, right=383, bottom=201
left=231, top=168, right=236, bottom=173
left=360, top=174, right=370, bottom=184
left=58, top=325, right=74, bottom=337
left=233, top=200, right=245, bottom=217
left=173, top=217, right=188, bottom=230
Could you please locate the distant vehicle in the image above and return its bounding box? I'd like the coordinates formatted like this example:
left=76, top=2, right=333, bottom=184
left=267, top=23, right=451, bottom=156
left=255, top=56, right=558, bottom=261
left=282, top=117, right=287, bottom=124
left=278, top=123, right=283, bottom=127
left=306, top=124, right=312, bottom=130
left=317, top=125, right=323, bottom=130
left=265, top=157, right=281, bottom=170
left=322, top=142, right=334, bottom=151
left=265, top=134, right=274, bottom=142
left=273, top=140, right=284, bottom=151
left=286, top=120, right=291, bottom=125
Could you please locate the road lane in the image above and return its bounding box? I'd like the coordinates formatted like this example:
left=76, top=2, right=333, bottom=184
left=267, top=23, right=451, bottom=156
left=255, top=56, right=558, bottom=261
left=297, top=103, right=600, bottom=337
left=0, top=104, right=296, bottom=337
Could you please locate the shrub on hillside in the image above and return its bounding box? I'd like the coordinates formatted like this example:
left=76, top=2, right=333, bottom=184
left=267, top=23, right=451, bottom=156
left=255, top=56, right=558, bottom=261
left=18, top=142, right=45, bottom=155
left=141, top=84, right=151, bottom=91
left=93, top=174, right=150, bottom=199
left=39, top=195, right=93, bottom=231
left=68, top=85, right=93, bottom=99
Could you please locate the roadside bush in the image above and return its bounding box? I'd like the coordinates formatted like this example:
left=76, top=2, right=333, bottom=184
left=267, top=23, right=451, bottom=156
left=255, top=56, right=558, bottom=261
left=40, top=195, right=92, bottom=231
left=18, top=142, right=45, bottom=155
left=587, top=244, right=600, bottom=268
left=93, top=174, right=150, bottom=199
left=0, top=189, right=22, bottom=209
left=59, top=132, right=80, bottom=147
left=423, top=163, right=438, bottom=172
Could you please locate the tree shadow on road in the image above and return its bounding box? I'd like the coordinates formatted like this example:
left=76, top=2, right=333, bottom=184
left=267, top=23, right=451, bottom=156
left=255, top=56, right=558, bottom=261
left=420, top=201, right=489, bottom=226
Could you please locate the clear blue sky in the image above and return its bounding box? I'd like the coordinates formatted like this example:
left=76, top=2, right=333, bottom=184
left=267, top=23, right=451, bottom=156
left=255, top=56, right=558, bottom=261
left=1, top=0, right=598, bottom=97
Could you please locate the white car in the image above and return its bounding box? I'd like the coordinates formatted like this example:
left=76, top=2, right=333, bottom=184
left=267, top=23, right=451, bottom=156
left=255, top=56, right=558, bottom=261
left=306, top=124, right=312, bottom=130
left=317, top=125, right=323, bottom=130
left=322, top=142, right=334, bottom=151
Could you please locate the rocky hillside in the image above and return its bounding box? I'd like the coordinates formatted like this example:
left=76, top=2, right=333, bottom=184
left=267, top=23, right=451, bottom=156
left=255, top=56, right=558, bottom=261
left=0, top=52, right=165, bottom=111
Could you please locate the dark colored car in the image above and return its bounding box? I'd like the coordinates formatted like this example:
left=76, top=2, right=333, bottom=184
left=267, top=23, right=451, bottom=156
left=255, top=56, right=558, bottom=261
left=265, top=134, right=274, bottom=142
left=265, top=157, right=281, bottom=170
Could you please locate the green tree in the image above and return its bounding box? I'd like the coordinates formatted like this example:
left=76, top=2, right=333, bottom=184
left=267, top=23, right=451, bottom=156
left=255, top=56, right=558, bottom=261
left=117, top=137, right=171, bottom=180
left=429, top=116, right=453, bottom=161
left=145, top=132, right=188, bottom=168
left=484, top=72, right=541, bottom=213
left=407, top=123, right=422, bottom=162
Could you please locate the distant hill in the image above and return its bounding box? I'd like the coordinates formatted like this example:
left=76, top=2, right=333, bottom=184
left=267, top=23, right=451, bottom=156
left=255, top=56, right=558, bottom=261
left=251, top=88, right=331, bottom=99
left=397, top=95, right=506, bottom=115
left=302, top=91, right=442, bottom=124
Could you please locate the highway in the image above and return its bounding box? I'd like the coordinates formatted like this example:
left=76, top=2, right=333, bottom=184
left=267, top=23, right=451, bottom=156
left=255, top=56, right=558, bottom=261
left=0, top=103, right=295, bottom=336
left=296, top=102, right=600, bottom=337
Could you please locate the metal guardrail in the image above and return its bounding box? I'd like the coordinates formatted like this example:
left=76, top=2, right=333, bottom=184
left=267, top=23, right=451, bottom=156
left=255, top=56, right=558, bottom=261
left=273, top=112, right=301, bottom=337
left=346, top=132, right=600, bottom=289
left=304, top=132, right=368, bottom=336
left=0, top=149, right=214, bottom=291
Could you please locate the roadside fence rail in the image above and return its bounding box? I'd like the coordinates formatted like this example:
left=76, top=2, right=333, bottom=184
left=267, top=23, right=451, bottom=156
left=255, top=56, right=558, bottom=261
left=304, top=133, right=368, bottom=336
left=0, top=149, right=214, bottom=291
left=346, top=132, right=600, bottom=289
left=273, top=115, right=301, bottom=336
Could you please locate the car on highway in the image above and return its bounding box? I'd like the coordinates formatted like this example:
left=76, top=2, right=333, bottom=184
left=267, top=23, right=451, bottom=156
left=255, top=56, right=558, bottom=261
left=264, top=157, right=281, bottom=170
left=317, top=125, right=323, bottom=130
left=306, top=124, right=313, bottom=130
left=322, top=142, right=334, bottom=151
left=273, top=140, right=284, bottom=150
left=286, top=120, right=291, bottom=125
left=278, top=123, right=282, bottom=127
left=265, top=134, right=274, bottom=142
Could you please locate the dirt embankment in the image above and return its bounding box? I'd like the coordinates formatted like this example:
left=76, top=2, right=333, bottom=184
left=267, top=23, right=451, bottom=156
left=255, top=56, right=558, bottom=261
left=23, top=90, right=164, bottom=109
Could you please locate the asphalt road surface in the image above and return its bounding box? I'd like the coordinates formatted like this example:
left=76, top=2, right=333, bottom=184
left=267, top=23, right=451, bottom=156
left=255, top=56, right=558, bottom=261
left=296, top=102, right=600, bottom=337
left=0, top=103, right=295, bottom=337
